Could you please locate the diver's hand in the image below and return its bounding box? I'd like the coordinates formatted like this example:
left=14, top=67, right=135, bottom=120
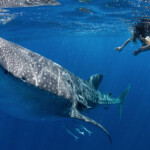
left=133, top=49, right=141, bottom=56
left=115, top=47, right=123, bottom=52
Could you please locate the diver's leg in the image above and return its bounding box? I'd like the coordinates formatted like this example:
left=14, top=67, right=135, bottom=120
left=133, top=44, right=150, bottom=56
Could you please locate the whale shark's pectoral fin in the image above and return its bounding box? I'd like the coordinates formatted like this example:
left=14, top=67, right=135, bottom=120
left=69, top=101, right=112, bottom=143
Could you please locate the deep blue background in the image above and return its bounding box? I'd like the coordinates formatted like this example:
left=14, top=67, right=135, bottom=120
left=0, top=0, right=150, bottom=150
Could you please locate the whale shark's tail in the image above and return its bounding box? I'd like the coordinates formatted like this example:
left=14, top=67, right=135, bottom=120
left=119, top=84, right=130, bottom=118
left=69, top=84, right=130, bottom=143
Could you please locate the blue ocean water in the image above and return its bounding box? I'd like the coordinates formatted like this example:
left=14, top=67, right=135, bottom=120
left=0, top=0, right=150, bottom=150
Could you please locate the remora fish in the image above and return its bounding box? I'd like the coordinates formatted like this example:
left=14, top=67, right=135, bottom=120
left=0, top=37, right=130, bottom=143
left=0, top=0, right=61, bottom=8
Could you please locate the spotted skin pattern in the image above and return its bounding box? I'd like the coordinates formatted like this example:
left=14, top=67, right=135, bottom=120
left=0, top=38, right=130, bottom=143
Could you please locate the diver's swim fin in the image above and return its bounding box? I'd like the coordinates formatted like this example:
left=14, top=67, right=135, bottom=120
left=70, top=101, right=112, bottom=144
left=119, top=84, right=130, bottom=118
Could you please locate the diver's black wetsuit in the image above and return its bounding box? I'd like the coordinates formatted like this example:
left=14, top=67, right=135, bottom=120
left=134, top=18, right=150, bottom=39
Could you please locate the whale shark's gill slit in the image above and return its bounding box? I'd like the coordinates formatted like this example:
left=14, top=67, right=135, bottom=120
left=67, top=80, right=73, bottom=88
left=70, top=101, right=112, bottom=143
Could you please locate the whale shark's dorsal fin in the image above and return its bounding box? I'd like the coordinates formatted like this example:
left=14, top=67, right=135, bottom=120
left=88, top=74, right=103, bottom=90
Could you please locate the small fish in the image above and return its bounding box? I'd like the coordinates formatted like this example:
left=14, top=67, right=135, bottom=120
left=75, top=128, right=85, bottom=135
left=63, top=124, right=79, bottom=141
left=81, top=126, right=93, bottom=136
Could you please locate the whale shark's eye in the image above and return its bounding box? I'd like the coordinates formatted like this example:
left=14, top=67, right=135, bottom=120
left=22, top=77, right=26, bottom=81
left=4, top=70, right=8, bottom=74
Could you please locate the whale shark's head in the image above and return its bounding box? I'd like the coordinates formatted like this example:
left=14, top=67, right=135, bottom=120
left=24, top=0, right=61, bottom=6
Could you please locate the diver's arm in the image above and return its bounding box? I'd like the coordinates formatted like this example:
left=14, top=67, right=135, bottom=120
left=133, top=44, right=150, bottom=56
left=115, top=38, right=132, bottom=52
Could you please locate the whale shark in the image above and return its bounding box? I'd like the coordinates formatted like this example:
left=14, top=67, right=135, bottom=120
left=0, top=0, right=61, bottom=8
left=0, top=37, right=130, bottom=143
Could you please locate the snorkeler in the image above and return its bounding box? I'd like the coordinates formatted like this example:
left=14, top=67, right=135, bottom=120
left=115, top=18, right=150, bottom=56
